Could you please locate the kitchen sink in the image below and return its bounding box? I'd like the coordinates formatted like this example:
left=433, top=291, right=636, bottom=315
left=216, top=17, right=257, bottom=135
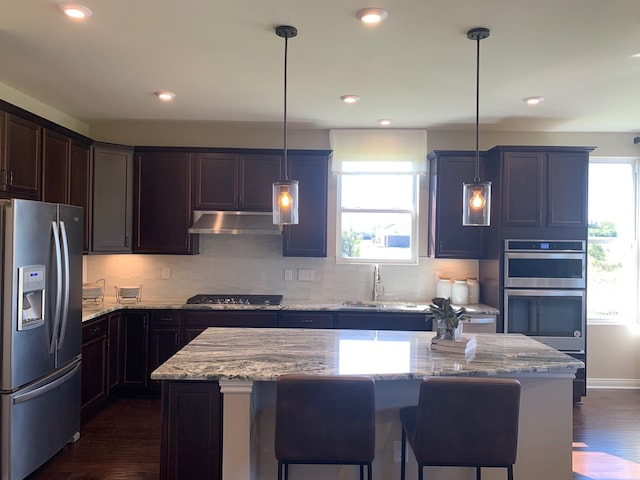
left=340, top=300, right=427, bottom=311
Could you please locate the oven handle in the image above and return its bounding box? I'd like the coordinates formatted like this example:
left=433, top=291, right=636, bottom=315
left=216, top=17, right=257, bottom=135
left=504, top=288, right=585, bottom=297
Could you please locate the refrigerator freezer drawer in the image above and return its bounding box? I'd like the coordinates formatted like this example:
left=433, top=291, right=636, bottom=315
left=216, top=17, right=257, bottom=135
left=1, top=359, right=81, bottom=480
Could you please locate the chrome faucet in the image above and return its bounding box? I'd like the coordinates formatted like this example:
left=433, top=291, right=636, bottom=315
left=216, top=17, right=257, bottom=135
left=371, top=264, right=383, bottom=301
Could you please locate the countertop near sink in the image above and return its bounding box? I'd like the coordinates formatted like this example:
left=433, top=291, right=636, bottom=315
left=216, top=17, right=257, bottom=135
left=81, top=299, right=499, bottom=322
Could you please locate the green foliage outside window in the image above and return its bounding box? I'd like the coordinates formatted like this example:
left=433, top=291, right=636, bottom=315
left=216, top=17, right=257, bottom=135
left=341, top=227, right=362, bottom=258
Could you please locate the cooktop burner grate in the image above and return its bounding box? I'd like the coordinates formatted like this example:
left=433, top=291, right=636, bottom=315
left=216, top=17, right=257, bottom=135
left=185, top=294, right=283, bottom=306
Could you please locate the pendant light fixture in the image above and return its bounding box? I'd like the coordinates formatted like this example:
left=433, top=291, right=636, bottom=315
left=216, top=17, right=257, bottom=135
left=462, top=27, right=491, bottom=227
left=273, top=25, right=299, bottom=226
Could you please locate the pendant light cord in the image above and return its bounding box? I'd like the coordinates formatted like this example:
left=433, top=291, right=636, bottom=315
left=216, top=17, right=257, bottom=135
left=283, top=33, right=289, bottom=181
left=474, top=34, right=480, bottom=183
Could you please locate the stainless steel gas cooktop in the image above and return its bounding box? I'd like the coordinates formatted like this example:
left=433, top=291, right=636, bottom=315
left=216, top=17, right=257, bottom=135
left=185, top=294, right=283, bottom=306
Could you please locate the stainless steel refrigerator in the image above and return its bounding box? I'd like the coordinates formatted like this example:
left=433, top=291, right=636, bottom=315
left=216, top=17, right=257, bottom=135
left=0, top=199, right=82, bottom=480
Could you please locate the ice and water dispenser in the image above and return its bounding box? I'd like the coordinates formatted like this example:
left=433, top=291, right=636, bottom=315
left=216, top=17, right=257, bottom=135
left=17, top=265, right=46, bottom=330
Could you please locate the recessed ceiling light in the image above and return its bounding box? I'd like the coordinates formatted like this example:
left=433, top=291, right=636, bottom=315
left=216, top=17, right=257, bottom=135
left=356, top=8, right=388, bottom=25
left=58, top=3, right=92, bottom=20
left=523, top=96, right=544, bottom=105
left=340, top=94, right=360, bottom=104
left=154, top=91, right=176, bottom=102
left=378, top=119, right=392, bottom=126
left=631, top=53, right=640, bottom=58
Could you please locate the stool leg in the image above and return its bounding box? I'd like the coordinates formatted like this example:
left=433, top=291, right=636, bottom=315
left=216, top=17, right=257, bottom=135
left=368, top=462, right=372, bottom=480
left=476, top=466, right=481, bottom=480
left=400, top=428, right=407, bottom=480
left=507, top=465, right=514, bottom=480
left=360, top=464, right=364, bottom=480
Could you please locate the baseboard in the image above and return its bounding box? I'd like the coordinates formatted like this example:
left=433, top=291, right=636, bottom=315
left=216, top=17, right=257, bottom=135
left=587, top=378, right=640, bottom=389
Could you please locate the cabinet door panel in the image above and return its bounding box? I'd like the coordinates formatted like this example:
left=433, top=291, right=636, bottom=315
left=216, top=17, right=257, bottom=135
left=2, top=113, right=41, bottom=198
left=92, top=145, right=133, bottom=252
left=122, top=312, right=149, bottom=387
left=134, top=151, right=197, bottom=254
left=428, top=151, right=485, bottom=258
left=70, top=141, right=91, bottom=251
left=239, top=154, right=281, bottom=210
left=283, top=152, right=329, bottom=257
left=160, top=382, right=222, bottom=480
left=502, top=151, right=545, bottom=227
left=42, top=129, right=70, bottom=204
left=193, top=153, right=238, bottom=210
left=81, top=318, right=108, bottom=417
left=547, top=152, right=588, bottom=227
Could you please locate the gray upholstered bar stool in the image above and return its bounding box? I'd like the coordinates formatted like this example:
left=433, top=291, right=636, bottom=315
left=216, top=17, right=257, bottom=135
left=399, top=377, right=521, bottom=480
left=274, top=374, right=376, bottom=480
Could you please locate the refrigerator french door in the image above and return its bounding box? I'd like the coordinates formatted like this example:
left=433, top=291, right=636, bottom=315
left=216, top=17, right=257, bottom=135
left=1, top=199, right=83, bottom=480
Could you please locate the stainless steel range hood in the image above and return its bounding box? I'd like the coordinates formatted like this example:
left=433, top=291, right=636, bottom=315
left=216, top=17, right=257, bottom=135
left=188, top=211, right=283, bottom=235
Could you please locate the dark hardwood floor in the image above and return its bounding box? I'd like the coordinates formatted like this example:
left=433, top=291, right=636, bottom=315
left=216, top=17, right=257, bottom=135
left=27, top=397, right=161, bottom=480
left=573, top=389, right=640, bottom=480
left=26, top=389, right=640, bottom=479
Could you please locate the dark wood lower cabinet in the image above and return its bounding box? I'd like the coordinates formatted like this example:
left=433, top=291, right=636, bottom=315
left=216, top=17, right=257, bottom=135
left=160, top=381, right=222, bottom=480
left=334, top=312, right=432, bottom=331
left=81, top=317, right=108, bottom=419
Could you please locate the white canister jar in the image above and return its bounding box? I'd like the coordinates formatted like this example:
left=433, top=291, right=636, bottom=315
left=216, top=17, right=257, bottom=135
left=467, top=279, right=480, bottom=304
left=435, top=278, right=452, bottom=299
left=451, top=280, right=469, bottom=305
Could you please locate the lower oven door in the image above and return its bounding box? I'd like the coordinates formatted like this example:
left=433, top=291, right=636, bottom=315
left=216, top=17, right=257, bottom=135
left=504, top=289, right=585, bottom=351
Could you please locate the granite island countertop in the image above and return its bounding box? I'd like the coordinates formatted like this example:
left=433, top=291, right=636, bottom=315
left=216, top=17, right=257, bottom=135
left=150, top=328, right=583, bottom=382
left=81, top=299, right=499, bottom=322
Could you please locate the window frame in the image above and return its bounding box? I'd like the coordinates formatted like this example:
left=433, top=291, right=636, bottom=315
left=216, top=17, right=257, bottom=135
left=587, top=156, right=640, bottom=326
left=336, top=170, right=420, bottom=265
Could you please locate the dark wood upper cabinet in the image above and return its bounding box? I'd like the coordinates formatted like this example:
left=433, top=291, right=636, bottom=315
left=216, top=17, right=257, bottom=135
left=283, top=151, right=330, bottom=257
left=42, top=129, right=70, bottom=204
left=193, top=152, right=281, bottom=211
left=427, top=150, right=486, bottom=259
left=134, top=150, right=198, bottom=254
left=91, top=143, right=133, bottom=253
left=70, top=140, right=91, bottom=251
left=0, top=112, right=42, bottom=200
left=487, top=146, right=594, bottom=231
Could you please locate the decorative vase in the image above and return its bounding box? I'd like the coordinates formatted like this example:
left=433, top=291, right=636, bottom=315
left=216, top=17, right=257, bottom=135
left=451, top=280, right=469, bottom=305
left=435, top=318, right=463, bottom=341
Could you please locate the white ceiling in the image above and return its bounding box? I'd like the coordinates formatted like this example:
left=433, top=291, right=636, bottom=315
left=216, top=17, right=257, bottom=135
left=1, top=0, right=639, bottom=133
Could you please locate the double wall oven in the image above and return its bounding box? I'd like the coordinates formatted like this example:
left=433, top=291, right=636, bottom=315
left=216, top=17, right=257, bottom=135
left=503, top=239, right=586, bottom=352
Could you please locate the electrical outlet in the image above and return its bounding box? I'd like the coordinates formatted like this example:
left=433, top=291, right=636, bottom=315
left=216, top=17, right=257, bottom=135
left=284, top=269, right=293, bottom=281
left=161, top=266, right=171, bottom=279
left=393, top=440, right=402, bottom=463
left=298, top=269, right=315, bottom=282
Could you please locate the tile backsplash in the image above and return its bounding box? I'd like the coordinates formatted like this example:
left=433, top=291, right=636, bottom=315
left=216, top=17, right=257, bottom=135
left=84, top=235, right=478, bottom=303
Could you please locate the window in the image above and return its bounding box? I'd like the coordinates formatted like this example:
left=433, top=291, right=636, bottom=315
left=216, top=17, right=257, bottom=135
left=331, top=129, right=426, bottom=264
left=587, top=158, right=639, bottom=324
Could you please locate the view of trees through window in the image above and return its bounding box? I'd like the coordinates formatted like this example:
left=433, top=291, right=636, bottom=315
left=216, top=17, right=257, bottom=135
left=587, top=161, right=637, bottom=322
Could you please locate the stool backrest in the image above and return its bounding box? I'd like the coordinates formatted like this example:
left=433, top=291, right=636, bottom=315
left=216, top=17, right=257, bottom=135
left=275, top=374, right=376, bottom=463
left=413, top=377, right=521, bottom=466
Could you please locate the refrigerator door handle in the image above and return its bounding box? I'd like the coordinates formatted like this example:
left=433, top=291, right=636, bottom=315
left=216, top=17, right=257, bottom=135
left=12, top=361, right=81, bottom=405
left=57, top=221, right=71, bottom=349
left=50, top=221, right=63, bottom=354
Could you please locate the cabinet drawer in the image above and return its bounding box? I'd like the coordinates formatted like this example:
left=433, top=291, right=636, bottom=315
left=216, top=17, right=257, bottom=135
left=151, top=310, right=182, bottom=326
left=278, top=312, right=333, bottom=329
left=183, top=311, right=278, bottom=328
left=82, top=318, right=107, bottom=343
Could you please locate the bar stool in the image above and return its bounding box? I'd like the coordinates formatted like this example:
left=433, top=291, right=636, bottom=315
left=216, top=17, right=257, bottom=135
left=399, top=377, right=521, bottom=480
left=274, top=374, right=376, bottom=480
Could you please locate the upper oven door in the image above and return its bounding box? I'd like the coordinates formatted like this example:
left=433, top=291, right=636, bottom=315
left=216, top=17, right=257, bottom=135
left=504, top=251, right=586, bottom=288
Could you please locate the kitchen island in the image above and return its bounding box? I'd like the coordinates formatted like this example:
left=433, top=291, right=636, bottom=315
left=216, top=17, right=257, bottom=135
left=151, top=327, right=582, bottom=480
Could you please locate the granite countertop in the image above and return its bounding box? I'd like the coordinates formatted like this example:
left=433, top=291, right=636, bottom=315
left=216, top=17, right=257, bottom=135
left=81, top=299, right=499, bottom=322
left=150, top=328, right=583, bottom=382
